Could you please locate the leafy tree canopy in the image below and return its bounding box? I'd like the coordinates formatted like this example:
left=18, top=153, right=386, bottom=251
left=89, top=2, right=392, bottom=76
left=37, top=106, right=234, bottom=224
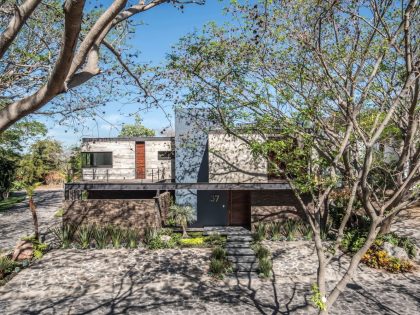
left=119, top=115, right=155, bottom=137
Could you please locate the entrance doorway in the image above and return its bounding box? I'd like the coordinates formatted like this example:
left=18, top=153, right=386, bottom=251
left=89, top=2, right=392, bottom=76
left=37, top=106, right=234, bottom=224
left=135, top=142, right=145, bottom=179
left=229, top=191, right=251, bottom=227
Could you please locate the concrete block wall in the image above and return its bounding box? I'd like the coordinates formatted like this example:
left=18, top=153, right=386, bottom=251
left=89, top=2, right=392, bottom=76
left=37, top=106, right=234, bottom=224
left=82, top=140, right=136, bottom=180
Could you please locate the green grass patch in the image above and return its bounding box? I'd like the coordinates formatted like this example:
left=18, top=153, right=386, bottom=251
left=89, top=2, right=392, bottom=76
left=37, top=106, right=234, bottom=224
left=0, top=196, right=26, bottom=212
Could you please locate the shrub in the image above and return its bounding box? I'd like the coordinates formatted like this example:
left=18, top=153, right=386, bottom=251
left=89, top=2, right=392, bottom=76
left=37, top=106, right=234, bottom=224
left=258, top=257, right=272, bottom=278
left=269, top=222, right=282, bottom=241
left=143, top=227, right=158, bottom=245
left=283, top=219, right=299, bottom=241
left=362, top=247, right=413, bottom=273
left=179, top=237, right=205, bottom=247
left=0, top=256, right=17, bottom=278
left=253, top=223, right=267, bottom=242
left=254, top=245, right=270, bottom=260
left=77, top=225, right=94, bottom=249
left=211, top=246, right=226, bottom=260
left=209, top=258, right=226, bottom=276
left=205, top=233, right=226, bottom=246
left=94, top=226, right=109, bottom=249
left=341, top=230, right=367, bottom=253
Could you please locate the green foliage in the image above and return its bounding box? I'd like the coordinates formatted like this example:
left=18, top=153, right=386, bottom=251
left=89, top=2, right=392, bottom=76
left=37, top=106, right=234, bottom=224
left=378, top=233, right=417, bottom=259
left=168, top=204, right=196, bottom=237
left=119, top=115, right=155, bottom=137
left=253, top=223, right=268, bottom=242
left=77, top=225, right=94, bottom=249
left=205, top=233, right=226, bottom=246
left=341, top=230, right=367, bottom=253
left=310, top=284, right=327, bottom=311
left=254, top=244, right=270, bottom=260
left=209, top=246, right=230, bottom=278
left=125, top=229, right=140, bottom=249
left=51, top=224, right=75, bottom=249
left=109, top=226, right=124, bottom=249
left=258, top=257, right=272, bottom=278
left=0, top=153, right=17, bottom=199
left=93, top=226, right=109, bottom=249
left=0, top=195, right=25, bottom=212
left=0, top=256, right=17, bottom=276
left=362, top=246, right=413, bottom=273
left=211, top=246, right=227, bottom=260
left=143, top=227, right=159, bottom=245
left=179, top=237, right=205, bottom=247
left=21, top=236, right=48, bottom=259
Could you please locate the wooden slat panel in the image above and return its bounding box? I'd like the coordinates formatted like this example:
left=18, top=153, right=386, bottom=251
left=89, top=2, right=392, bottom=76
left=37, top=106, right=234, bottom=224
left=135, top=142, right=145, bottom=179
left=230, top=191, right=250, bottom=226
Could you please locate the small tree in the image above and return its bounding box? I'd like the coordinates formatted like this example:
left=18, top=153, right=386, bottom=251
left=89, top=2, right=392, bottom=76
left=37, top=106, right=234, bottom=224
left=25, top=183, right=42, bottom=241
left=119, top=115, right=156, bottom=137
left=168, top=204, right=195, bottom=238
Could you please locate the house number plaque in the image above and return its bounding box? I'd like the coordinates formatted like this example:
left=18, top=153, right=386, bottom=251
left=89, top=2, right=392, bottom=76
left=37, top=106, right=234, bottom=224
left=210, top=194, right=220, bottom=202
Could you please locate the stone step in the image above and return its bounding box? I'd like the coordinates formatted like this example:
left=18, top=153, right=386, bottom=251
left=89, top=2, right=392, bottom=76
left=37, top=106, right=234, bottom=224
left=227, top=235, right=253, bottom=242
left=225, top=242, right=252, bottom=249
left=226, top=248, right=255, bottom=256
left=228, top=255, right=257, bottom=263
left=233, top=262, right=259, bottom=272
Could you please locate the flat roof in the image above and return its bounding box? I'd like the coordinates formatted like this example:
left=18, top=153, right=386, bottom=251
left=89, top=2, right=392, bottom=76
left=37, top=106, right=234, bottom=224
left=82, top=137, right=174, bottom=142
left=65, top=181, right=290, bottom=192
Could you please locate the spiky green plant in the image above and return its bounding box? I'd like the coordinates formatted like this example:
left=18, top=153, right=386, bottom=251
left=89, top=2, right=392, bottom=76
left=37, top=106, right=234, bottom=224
left=258, top=257, right=272, bottom=278
left=77, top=225, right=94, bottom=249
left=0, top=256, right=17, bottom=278
left=125, top=229, right=140, bottom=249
left=110, top=226, right=124, bottom=248
left=209, top=258, right=226, bottom=276
left=270, top=222, right=282, bottom=241
left=51, top=224, right=74, bottom=249
left=94, top=226, right=109, bottom=249
left=143, top=227, right=158, bottom=245
left=253, top=223, right=267, bottom=242
left=168, top=204, right=196, bottom=238
left=211, top=246, right=226, bottom=260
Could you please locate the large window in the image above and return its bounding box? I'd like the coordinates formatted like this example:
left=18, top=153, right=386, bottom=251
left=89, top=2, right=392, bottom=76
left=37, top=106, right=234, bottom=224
left=82, top=152, right=113, bottom=168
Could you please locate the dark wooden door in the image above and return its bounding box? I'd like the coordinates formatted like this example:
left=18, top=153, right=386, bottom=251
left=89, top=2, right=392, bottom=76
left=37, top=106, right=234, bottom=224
left=135, top=142, right=145, bottom=179
left=229, top=191, right=251, bottom=226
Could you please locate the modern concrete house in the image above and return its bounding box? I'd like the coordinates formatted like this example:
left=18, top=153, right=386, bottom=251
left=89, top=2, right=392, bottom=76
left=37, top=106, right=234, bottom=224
left=65, top=109, right=303, bottom=229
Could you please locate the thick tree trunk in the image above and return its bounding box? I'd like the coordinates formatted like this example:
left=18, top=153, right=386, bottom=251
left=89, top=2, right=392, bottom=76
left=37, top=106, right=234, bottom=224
left=29, top=197, right=39, bottom=241
left=0, top=0, right=42, bottom=59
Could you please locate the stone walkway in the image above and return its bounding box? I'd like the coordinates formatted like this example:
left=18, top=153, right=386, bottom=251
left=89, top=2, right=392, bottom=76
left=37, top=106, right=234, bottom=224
left=0, top=190, right=63, bottom=251
left=0, top=243, right=418, bottom=314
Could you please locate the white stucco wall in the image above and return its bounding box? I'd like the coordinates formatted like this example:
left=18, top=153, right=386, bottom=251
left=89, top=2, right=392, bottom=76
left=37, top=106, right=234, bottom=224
left=208, top=133, right=268, bottom=183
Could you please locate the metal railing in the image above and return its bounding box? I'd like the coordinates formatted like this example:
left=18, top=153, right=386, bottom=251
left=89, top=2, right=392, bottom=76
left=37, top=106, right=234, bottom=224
left=81, top=167, right=170, bottom=182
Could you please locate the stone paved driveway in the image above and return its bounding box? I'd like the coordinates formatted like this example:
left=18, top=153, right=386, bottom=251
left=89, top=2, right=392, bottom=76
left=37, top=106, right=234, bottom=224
left=0, top=190, right=63, bottom=251
left=0, top=243, right=418, bottom=315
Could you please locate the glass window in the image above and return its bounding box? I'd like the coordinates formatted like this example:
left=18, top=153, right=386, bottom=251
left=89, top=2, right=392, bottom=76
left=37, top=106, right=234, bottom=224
left=82, top=152, right=113, bottom=167
left=158, top=151, right=173, bottom=160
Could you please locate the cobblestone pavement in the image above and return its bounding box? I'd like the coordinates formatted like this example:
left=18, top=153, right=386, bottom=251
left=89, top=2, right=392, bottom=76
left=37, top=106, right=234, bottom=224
left=0, top=243, right=418, bottom=314
left=0, top=190, right=63, bottom=251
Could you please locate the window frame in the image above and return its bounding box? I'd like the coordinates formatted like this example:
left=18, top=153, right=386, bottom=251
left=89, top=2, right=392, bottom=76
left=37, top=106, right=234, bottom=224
left=157, top=151, right=174, bottom=161
left=81, top=152, right=113, bottom=168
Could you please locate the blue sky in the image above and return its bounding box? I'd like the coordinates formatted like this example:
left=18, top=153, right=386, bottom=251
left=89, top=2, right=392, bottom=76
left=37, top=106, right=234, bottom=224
left=45, top=0, right=230, bottom=147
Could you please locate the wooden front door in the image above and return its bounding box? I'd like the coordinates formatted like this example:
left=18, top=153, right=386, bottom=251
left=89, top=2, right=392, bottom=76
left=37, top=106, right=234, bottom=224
left=229, top=191, right=251, bottom=226
left=135, top=142, right=145, bottom=179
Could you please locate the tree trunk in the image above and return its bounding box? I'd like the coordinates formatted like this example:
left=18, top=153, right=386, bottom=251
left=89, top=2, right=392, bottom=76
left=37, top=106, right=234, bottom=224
left=29, top=197, right=39, bottom=241
left=379, top=213, right=395, bottom=234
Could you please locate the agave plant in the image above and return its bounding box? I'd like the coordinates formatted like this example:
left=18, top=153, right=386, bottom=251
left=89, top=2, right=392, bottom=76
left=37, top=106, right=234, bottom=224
left=51, top=224, right=75, bottom=249
left=77, top=225, right=94, bottom=249
left=93, top=226, right=109, bottom=249
left=269, top=222, right=282, bottom=241
left=253, top=223, right=267, bottom=242
left=125, top=229, right=140, bottom=249
left=109, top=226, right=124, bottom=248
left=143, top=227, right=158, bottom=245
